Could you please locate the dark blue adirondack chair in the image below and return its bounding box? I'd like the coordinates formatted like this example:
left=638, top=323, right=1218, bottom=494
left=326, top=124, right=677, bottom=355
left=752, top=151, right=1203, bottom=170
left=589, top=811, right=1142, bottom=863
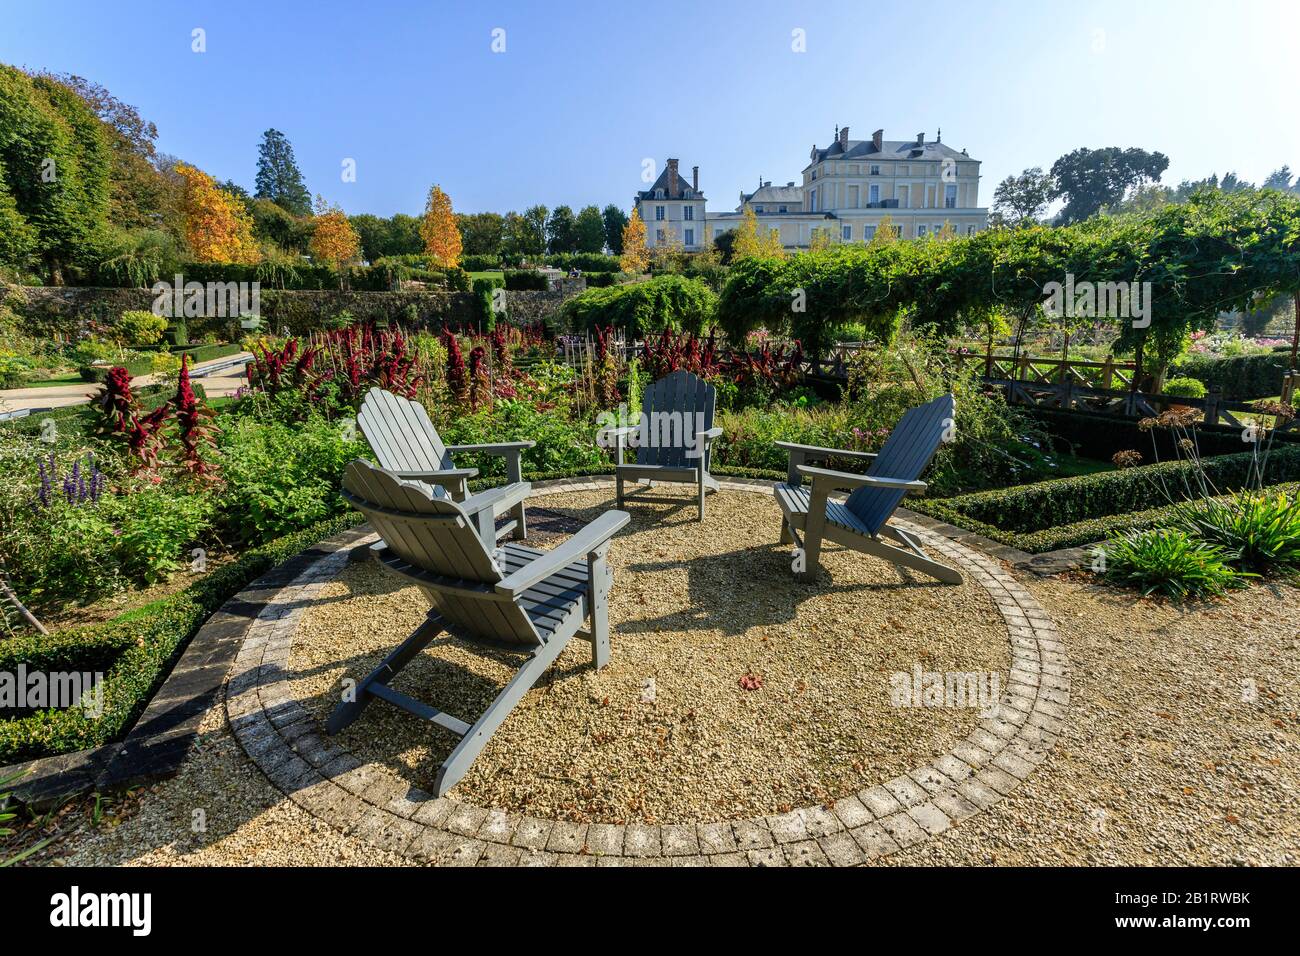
left=610, top=369, right=723, bottom=521
left=773, top=393, right=962, bottom=583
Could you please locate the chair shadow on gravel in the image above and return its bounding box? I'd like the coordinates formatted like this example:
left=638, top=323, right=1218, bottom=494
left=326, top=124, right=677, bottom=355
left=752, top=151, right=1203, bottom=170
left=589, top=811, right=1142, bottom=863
left=620, top=541, right=945, bottom=638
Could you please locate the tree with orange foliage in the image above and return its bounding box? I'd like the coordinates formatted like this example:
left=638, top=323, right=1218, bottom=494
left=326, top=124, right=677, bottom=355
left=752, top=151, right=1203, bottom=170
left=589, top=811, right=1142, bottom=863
left=420, top=184, right=462, bottom=267
left=619, top=208, right=649, bottom=273
left=174, top=162, right=260, bottom=264
left=309, top=194, right=361, bottom=268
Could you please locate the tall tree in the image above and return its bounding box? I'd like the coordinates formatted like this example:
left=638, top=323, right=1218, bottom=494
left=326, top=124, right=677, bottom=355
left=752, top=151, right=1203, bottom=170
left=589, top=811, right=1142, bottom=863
left=1263, top=166, right=1295, bottom=192
left=254, top=129, right=311, bottom=216
left=602, top=204, right=628, bottom=255
left=575, top=205, right=606, bottom=253
left=420, top=184, right=462, bottom=267
left=456, top=211, right=505, bottom=256
left=0, top=68, right=112, bottom=281
left=1049, top=146, right=1169, bottom=223
left=992, top=167, right=1055, bottom=225
left=619, top=208, right=649, bottom=273
left=309, top=195, right=360, bottom=267
left=546, top=205, right=578, bottom=254
left=175, top=162, right=260, bottom=263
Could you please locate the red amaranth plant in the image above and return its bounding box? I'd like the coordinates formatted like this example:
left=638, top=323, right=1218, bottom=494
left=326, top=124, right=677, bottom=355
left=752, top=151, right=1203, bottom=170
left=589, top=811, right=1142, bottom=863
left=93, top=366, right=135, bottom=436
left=593, top=325, right=621, bottom=408
left=444, top=329, right=469, bottom=405
left=246, top=339, right=321, bottom=396
left=170, top=353, right=221, bottom=483
left=468, top=345, right=492, bottom=410
left=127, top=405, right=169, bottom=471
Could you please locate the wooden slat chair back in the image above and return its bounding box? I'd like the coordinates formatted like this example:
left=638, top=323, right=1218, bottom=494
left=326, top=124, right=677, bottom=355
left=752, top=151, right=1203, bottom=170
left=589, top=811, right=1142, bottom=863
left=358, top=388, right=455, bottom=498
left=635, top=369, right=717, bottom=470
left=615, top=369, right=723, bottom=521
left=845, top=394, right=955, bottom=535
left=357, top=387, right=532, bottom=541
left=329, top=459, right=629, bottom=796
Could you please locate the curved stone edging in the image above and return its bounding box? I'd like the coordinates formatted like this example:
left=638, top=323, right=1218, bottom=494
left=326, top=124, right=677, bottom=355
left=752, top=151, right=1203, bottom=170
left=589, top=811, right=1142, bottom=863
left=224, top=477, right=1070, bottom=866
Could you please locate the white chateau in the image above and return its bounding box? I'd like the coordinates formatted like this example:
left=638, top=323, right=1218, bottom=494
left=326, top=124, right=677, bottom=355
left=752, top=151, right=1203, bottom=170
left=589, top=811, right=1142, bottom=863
left=634, top=126, right=987, bottom=250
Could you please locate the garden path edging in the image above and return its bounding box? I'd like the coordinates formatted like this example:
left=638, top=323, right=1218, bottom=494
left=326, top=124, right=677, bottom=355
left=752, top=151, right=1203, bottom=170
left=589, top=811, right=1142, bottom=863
left=225, top=476, right=1071, bottom=866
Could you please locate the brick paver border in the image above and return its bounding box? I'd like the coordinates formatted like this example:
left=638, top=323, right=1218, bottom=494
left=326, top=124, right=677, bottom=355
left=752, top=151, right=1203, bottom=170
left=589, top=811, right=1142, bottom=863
left=225, top=477, right=1069, bottom=866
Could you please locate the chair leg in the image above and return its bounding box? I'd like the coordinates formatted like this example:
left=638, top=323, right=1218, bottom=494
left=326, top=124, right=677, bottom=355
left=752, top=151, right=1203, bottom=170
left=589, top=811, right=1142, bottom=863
left=512, top=500, right=527, bottom=540
left=697, top=474, right=706, bottom=521
left=326, top=613, right=445, bottom=734
left=616, top=470, right=624, bottom=507
left=434, top=638, right=568, bottom=796
left=587, top=552, right=612, bottom=669
left=778, top=517, right=792, bottom=545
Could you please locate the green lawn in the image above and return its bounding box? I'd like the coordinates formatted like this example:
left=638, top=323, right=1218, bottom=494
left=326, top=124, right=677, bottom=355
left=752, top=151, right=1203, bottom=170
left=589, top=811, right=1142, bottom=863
left=468, top=270, right=504, bottom=283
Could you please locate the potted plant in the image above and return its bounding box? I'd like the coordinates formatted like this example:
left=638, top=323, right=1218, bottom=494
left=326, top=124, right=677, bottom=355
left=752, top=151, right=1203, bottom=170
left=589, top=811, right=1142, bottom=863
left=1162, top=375, right=1207, bottom=412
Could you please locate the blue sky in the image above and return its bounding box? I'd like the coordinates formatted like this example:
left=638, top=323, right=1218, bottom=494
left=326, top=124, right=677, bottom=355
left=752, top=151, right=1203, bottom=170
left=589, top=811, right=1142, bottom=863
left=2, top=0, right=1297, bottom=216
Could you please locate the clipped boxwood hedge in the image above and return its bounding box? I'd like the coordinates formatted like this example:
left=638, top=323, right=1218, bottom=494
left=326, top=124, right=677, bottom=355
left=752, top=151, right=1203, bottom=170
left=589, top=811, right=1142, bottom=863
left=911, top=445, right=1300, bottom=553
left=0, top=512, right=360, bottom=765
left=1169, top=351, right=1293, bottom=401
left=77, top=343, right=242, bottom=383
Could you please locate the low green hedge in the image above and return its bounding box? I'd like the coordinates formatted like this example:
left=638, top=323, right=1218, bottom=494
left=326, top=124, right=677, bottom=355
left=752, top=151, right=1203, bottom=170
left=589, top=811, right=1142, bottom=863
left=911, top=446, right=1300, bottom=553
left=1170, top=351, right=1293, bottom=401
left=0, top=512, right=360, bottom=764
left=503, top=269, right=548, bottom=291
left=77, top=343, right=242, bottom=383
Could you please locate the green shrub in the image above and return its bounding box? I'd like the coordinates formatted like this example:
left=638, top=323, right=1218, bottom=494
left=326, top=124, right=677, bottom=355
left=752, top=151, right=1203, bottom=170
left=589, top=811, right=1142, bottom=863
left=1170, top=351, right=1290, bottom=401
left=115, top=488, right=215, bottom=584
left=217, top=414, right=365, bottom=544
left=504, top=269, right=548, bottom=291
left=1162, top=376, right=1207, bottom=399
left=561, top=275, right=716, bottom=337
left=440, top=399, right=607, bottom=478
left=1098, top=528, right=1247, bottom=598
left=462, top=254, right=501, bottom=272
left=113, top=310, right=168, bottom=348
left=1168, top=489, right=1300, bottom=575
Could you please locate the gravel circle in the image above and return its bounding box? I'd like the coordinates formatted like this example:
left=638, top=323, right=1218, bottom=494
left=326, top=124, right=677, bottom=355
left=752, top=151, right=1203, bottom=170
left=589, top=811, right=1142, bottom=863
left=290, top=487, right=1010, bottom=824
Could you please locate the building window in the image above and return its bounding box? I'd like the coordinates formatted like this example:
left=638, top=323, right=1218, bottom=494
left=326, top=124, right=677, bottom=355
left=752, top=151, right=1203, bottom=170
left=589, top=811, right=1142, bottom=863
left=945, top=184, right=958, bottom=209
left=685, top=228, right=695, bottom=245
left=869, top=184, right=880, bottom=204
left=684, top=188, right=693, bottom=198
left=656, top=229, right=665, bottom=242
left=967, top=225, right=976, bottom=236
left=898, top=165, right=908, bottom=175
left=754, top=205, right=763, bottom=213
left=654, top=189, right=664, bottom=199
left=898, top=185, right=909, bottom=208
left=864, top=225, right=877, bottom=239
left=842, top=224, right=852, bottom=241
left=778, top=205, right=787, bottom=213
left=870, top=164, right=880, bottom=175
left=655, top=206, right=665, bottom=221
left=917, top=225, right=928, bottom=237
left=809, top=190, right=816, bottom=211
left=684, top=206, right=694, bottom=221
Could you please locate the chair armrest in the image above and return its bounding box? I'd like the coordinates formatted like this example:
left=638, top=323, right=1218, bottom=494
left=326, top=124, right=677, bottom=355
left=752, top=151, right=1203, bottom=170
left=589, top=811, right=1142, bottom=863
left=697, top=426, right=724, bottom=443
left=797, top=465, right=927, bottom=495
left=392, top=467, right=478, bottom=482
left=495, top=510, right=630, bottom=598
left=602, top=426, right=638, bottom=438
left=775, top=440, right=878, bottom=461
left=445, top=441, right=536, bottom=454
left=462, top=481, right=531, bottom=515
left=777, top=441, right=877, bottom=485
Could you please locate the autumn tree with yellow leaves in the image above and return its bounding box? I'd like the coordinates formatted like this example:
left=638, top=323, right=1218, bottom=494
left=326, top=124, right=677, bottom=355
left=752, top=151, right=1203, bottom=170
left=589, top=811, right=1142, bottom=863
left=175, top=162, right=260, bottom=264
left=867, top=215, right=900, bottom=248
left=420, top=184, right=462, bottom=267
left=619, top=208, right=649, bottom=273
left=308, top=194, right=361, bottom=268
left=732, top=205, right=786, bottom=260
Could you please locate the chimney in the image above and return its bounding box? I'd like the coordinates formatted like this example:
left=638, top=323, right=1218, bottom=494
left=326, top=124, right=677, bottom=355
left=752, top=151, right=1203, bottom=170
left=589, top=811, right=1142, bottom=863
left=872, top=129, right=883, bottom=151
left=666, top=158, right=679, bottom=198
left=692, top=165, right=699, bottom=191
left=838, top=126, right=850, bottom=151
left=916, top=132, right=925, bottom=146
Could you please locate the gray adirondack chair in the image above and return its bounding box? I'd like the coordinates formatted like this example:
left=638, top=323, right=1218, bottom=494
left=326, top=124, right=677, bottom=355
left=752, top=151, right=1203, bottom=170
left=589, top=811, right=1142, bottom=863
left=329, top=459, right=630, bottom=797
left=774, top=393, right=962, bottom=584
left=611, top=369, right=723, bottom=521
left=358, top=387, right=534, bottom=540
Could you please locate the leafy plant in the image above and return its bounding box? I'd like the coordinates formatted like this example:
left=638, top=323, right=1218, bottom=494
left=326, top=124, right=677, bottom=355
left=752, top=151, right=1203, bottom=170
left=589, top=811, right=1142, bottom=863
left=1162, top=376, right=1207, bottom=399
left=1098, top=528, right=1248, bottom=598
left=112, top=310, right=167, bottom=348
left=1168, top=490, right=1300, bottom=576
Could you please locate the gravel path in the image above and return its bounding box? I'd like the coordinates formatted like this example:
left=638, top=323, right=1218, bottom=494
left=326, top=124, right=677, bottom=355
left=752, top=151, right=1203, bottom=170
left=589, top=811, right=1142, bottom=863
left=43, top=487, right=1300, bottom=865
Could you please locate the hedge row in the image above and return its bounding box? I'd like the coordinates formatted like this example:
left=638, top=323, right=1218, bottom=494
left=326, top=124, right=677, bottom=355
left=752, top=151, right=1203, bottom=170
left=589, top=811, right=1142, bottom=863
left=0, top=512, right=361, bottom=764
left=910, top=446, right=1300, bottom=552
left=1028, top=406, right=1296, bottom=461
left=91, top=261, right=472, bottom=293
left=503, top=269, right=548, bottom=291
left=1170, top=350, right=1295, bottom=401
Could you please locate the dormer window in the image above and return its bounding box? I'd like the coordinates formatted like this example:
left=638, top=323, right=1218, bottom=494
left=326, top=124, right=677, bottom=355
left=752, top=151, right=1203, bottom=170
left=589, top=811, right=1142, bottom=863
left=684, top=188, right=693, bottom=198
left=654, top=189, right=664, bottom=199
